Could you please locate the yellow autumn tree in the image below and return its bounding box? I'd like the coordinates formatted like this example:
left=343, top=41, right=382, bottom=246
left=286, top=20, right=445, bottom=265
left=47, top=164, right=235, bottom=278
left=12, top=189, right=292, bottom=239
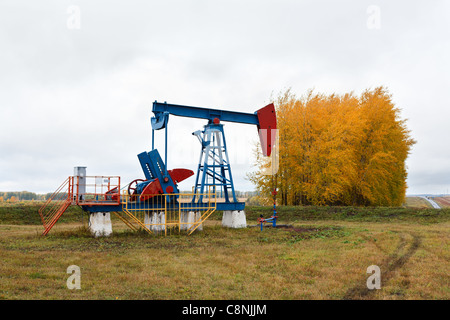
left=249, top=87, right=415, bottom=206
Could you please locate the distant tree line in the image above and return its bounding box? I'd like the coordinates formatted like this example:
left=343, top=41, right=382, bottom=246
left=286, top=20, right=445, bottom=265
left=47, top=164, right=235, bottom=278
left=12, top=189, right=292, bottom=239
left=0, top=191, right=55, bottom=202
left=0, top=190, right=259, bottom=202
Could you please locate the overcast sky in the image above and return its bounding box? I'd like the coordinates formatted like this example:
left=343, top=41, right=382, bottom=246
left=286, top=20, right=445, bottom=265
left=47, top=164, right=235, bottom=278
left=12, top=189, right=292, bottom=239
left=0, top=0, right=449, bottom=195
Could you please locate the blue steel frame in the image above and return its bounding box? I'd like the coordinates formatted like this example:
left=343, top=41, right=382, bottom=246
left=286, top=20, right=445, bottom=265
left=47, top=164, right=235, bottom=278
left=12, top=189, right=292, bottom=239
left=137, top=149, right=178, bottom=201
left=192, top=123, right=237, bottom=205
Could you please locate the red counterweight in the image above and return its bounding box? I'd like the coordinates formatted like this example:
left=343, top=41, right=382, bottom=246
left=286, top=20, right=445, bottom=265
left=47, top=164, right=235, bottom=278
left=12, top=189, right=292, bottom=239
left=140, top=168, right=194, bottom=201
left=256, top=103, right=277, bottom=157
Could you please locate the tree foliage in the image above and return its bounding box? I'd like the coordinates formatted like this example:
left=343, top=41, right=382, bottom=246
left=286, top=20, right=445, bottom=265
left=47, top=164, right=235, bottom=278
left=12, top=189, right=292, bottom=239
left=248, top=87, right=415, bottom=206
left=0, top=191, right=44, bottom=201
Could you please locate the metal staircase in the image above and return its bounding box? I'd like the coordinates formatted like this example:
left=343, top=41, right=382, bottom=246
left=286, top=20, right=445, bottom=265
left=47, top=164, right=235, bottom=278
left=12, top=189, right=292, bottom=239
left=38, top=177, right=73, bottom=236
left=111, top=210, right=153, bottom=234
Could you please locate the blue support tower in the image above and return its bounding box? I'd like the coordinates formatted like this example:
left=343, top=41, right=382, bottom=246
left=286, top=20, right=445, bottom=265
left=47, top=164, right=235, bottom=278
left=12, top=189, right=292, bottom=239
left=192, top=123, right=237, bottom=205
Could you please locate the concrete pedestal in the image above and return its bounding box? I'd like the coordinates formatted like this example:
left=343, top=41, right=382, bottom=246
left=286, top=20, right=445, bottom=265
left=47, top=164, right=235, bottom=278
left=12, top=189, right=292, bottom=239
left=144, top=212, right=166, bottom=233
left=222, top=210, right=247, bottom=228
left=89, top=212, right=113, bottom=237
left=195, top=212, right=203, bottom=231
left=180, top=211, right=203, bottom=232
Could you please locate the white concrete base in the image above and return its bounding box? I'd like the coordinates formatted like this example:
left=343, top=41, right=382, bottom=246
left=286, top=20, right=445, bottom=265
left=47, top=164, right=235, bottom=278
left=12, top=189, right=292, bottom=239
left=222, top=210, right=247, bottom=228
left=144, top=213, right=152, bottom=231
left=180, top=211, right=203, bottom=232
left=89, top=212, right=113, bottom=237
left=144, top=212, right=166, bottom=233
left=179, top=212, right=186, bottom=231
left=195, top=211, right=203, bottom=231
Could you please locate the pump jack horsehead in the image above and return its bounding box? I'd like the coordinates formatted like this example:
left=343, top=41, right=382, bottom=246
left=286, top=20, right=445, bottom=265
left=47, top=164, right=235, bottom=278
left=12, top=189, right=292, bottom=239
left=39, top=101, right=277, bottom=236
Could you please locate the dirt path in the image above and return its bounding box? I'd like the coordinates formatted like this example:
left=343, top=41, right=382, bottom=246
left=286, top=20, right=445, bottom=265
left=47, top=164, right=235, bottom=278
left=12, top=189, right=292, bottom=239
left=342, top=231, right=421, bottom=300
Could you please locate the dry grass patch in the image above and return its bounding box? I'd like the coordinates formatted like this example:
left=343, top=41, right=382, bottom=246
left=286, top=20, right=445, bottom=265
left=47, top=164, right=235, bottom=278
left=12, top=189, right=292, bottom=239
left=0, top=205, right=448, bottom=300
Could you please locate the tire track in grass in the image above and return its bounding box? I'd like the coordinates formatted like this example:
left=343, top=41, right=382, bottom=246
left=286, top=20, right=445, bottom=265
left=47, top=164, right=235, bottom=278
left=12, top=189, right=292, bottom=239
left=342, top=232, right=421, bottom=300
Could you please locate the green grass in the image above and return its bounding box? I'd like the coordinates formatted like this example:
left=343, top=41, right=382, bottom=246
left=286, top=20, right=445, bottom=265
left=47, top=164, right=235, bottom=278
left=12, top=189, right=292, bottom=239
left=0, top=202, right=448, bottom=300
left=215, top=205, right=450, bottom=224
left=2, top=202, right=448, bottom=226
left=0, top=202, right=84, bottom=225
left=404, top=196, right=433, bottom=209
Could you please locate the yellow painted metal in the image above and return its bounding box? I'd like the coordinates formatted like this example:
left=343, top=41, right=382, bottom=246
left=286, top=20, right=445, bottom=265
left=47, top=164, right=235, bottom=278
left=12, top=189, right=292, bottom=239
left=111, top=211, right=139, bottom=232
left=114, top=209, right=153, bottom=234
left=120, top=188, right=217, bottom=236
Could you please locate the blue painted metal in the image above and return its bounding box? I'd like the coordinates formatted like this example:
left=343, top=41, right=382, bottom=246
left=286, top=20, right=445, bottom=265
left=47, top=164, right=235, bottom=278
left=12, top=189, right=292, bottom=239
left=258, top=215, right=277, bottom=231
left=151, top=128, right=155, bottom=150
left=191, top=123, right=239, bottom=206
left=271, top=194, right=277, bottom=227
left=137, top=149, right=177, bottom=195
left=151, top=101, right=259, bottom=129
left=151, top=110, right=170, bottom=130
left=82, top=205, right=122, bottom=213
left=165, top=120, right=168, bottom=175
left=216, top=202, right=245, bottom=211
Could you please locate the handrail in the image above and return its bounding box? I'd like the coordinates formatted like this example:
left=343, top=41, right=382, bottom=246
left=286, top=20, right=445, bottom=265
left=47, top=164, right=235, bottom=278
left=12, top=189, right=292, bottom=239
left=38, top=177, right=72, bottom=227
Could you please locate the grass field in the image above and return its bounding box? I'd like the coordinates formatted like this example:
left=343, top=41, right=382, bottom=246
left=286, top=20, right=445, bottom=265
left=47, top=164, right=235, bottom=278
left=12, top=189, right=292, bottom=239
left=434, top=196, right=450, bottom=208
left=404, top=196, right=432, bottom=209
left=0, top=202, right=449, bottom=300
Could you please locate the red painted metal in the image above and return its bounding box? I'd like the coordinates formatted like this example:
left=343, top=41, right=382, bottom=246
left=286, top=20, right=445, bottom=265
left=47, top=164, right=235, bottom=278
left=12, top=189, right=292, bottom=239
left=105, top=186, right=119, bottom=201
left=128, top=179, right=145, bottom=195
left=256, top=103, right=277, bottom=157
left=140, top=168, right=194, bottom=201
left=168, top=168, right=194, bottom=183
left=140, top=179, right=164, bottom=201
left=42, top=200, right=72, bottom=236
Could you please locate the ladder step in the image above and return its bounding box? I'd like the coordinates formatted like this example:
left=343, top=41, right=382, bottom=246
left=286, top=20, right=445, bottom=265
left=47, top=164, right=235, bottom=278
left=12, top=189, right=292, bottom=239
left=39, top=177, right=73, bottom=236
left=42, top=200, right=71, bottom=236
